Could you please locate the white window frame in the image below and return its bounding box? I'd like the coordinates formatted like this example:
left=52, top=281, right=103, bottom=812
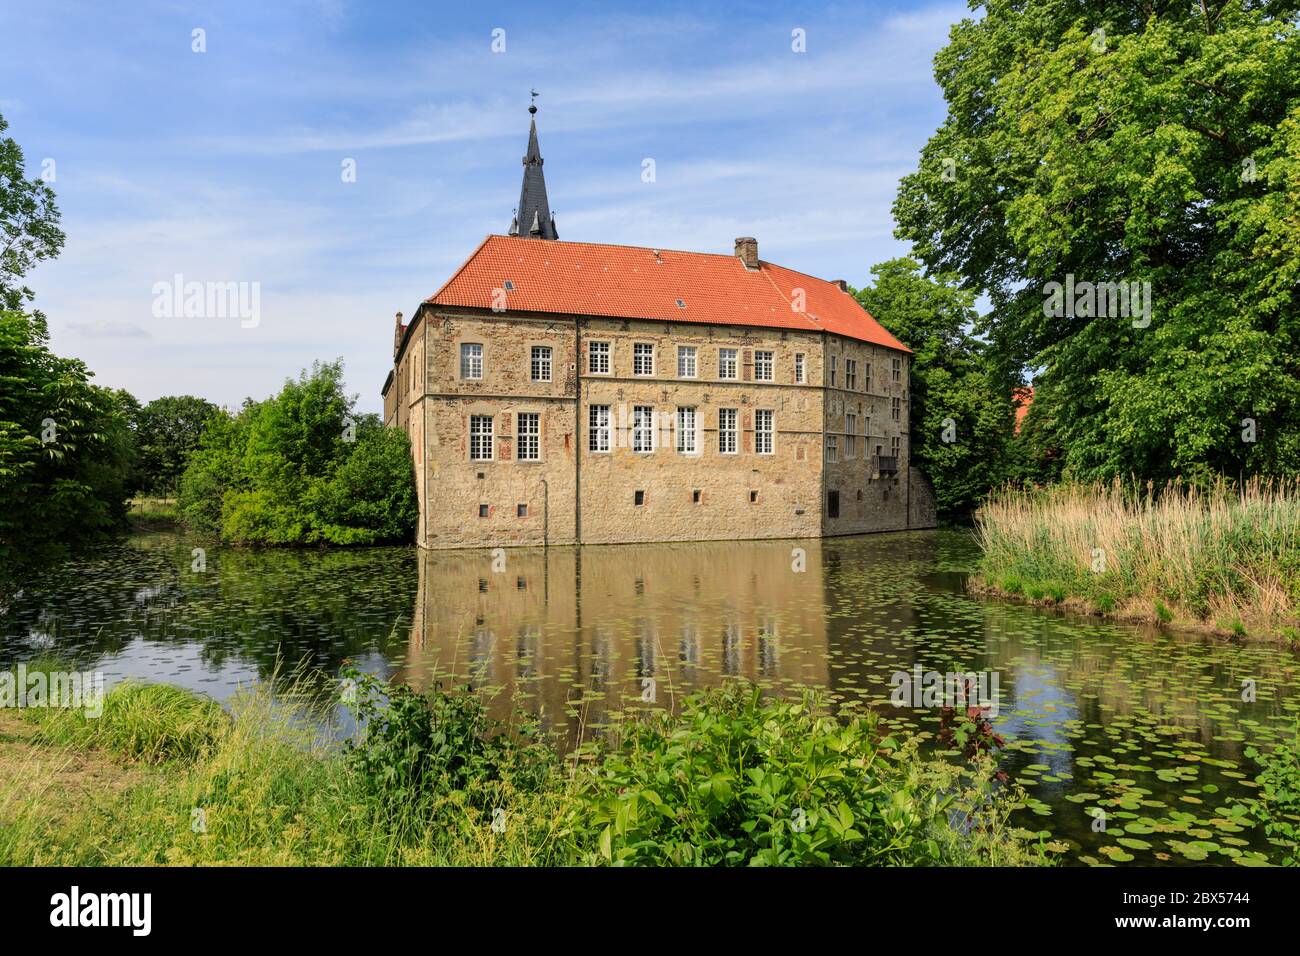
left=718, top=407, right=738, bottom=454
left=517, top=412, right=540, bottom=461
left=676, top=406, right=698, bottom=454
left=845, top=414, right=856, bottom=458
left=461, top=343, right=483, bottom=380
left=718, top=348, right=738, bottom=380
left=794, top=353, right=805, bottom=384
left=530, top=346, right=552, bottom=383
left=469, top=414, right=494, bottom=460
left=589, top=404, right=610, bottom=452
left=633, top=343, right=655, bottom=376
left=677, top=346, right=697, bottom=378
left=632, top=405, right=655, bottom=453
left=588, top=341, right=611, bottom=375
left=754, top=350, right=774, bottom=382
left=755, top=409, right=774, bottom=455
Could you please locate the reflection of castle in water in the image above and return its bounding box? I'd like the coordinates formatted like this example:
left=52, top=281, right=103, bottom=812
left=399, top=538, right=841, bottom=748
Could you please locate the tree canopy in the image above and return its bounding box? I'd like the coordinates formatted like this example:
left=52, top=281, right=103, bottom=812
left=179, top=360, right=419, bottom=546
left=893, top=0, right=1300, bottom=481
left=856, top=257, right=1015, bottom=512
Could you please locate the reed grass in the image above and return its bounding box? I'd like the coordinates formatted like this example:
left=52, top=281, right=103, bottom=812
left=974, top=478, right=1300, bottom=640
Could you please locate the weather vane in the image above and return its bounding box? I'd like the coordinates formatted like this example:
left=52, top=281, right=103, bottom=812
left=529, top=89, right=539, bottom=114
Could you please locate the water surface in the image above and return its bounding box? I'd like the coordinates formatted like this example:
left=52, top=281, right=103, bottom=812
left=3, top=529, right=1297, bottom=866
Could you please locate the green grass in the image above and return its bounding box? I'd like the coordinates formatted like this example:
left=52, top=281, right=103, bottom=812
left=0, top=672, right=1045, bottom=867
left=26, top=681, right=229, bottom=764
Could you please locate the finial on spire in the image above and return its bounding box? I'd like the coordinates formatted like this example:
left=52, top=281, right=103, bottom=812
left=529, top=89, right=539, bottom=114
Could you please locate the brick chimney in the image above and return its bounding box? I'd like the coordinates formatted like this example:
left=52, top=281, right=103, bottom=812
left=832, top=279, right=849, bottom=293
left=392, top=311, right=405, bottom=357
left=734, top=237, right=759, bottom=270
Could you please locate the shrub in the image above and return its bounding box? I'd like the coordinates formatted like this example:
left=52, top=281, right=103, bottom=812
left=1243, top=725, right=1300, bottom=866
left=561, top=682, right=1033, bottom=866
left=341, top=667, right=557, bottom=817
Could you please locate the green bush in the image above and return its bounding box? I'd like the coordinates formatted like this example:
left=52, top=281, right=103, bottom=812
left=179, top=361, right=418, bottom=545
left=1244, top=725, right=1300, bottom=866
left=341, top=667, right=557, bottom=817
left=561, top=682, right=1034, bottom=866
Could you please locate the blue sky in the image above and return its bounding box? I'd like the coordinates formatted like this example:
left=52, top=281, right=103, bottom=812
left=1, top=0, right=968, bottom=413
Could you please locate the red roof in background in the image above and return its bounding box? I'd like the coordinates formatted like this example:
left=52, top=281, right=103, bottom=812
left=426, top=235, right=910, bottom=352
left=1013, top=386, right=1034, bottom=431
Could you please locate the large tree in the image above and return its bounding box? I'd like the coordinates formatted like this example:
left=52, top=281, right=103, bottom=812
left=893, top=1, right=1300, bottom=481
left=856, top=258, right=1014, bottom=512
left=133, top=394, right=219, bottom=497
left=0, top=112, right=64, bottom=318
left=180, top=361, right=418, bottom=545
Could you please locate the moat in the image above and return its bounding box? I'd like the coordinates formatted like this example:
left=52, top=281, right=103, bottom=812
left=3, top=528, right=1297, bottom=866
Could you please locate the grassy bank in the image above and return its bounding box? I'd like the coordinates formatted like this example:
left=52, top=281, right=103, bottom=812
left=126, top=497, right=182, bottom=531
left=0, top=670, right=1043, bottom=867
left=973, top=480, right=1300, bottom=643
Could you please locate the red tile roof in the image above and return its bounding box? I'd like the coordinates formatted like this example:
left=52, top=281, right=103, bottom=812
left=1013, top=386, right=1034, bottom=432
left=425, top=235, right=910, bottom=352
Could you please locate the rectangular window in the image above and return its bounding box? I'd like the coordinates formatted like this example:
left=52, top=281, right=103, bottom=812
left=719, top=348, right=738, bottom=380
left=795, top=353, right=806, bottom=384
left=588, top=341, right=610, bottom=375
left=718, top=408, right=738, bottom=454
left=827, top=434, right=838, bottom=462
left=755, top=409, right=774, bottom=455
left=864, top=415, right=871, bottom=437
left=517, top=412, right=540, bottom=461
left=634, top=490, right=645, bottom=506
left=460, top=343, right=483, bottom=380
left=469, top=414, right=493, bottom=460
left=754, top=350, right=774, bottom=381
left=517, top=503, right=527, bottom=517
left=589, top=404, right=610, bottom=452
left=829, top=355, right=838, bottom=387
left=677, top=346, right=697, bottom=378
left=845, top=414, right=857, bottom=458
left=892, top=396, right=901, bottom=421
left=865, top=363, right=872, bottom=392
left=632, top=405, right=655, bottom=452
left=633, top=343, right=655, bottom=376
left=676, top=407, right=698, bottom=453
left=827, top=490, right=840, bottom=519
left=892, top=357, right=901, bottom=384
left=479, top=504, right=489, bottom=518
left=845, top=359, right=857, bottom=390
left=892, top=435, right=901, bottom=457
left=530, top=346, right=552, bottom=382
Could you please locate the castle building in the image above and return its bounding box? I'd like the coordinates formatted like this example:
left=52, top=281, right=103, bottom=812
left=382, top=105, right=935, bottom=549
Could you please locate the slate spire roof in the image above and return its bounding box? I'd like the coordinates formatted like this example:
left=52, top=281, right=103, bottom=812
left=509, top=100, right=558, bottom=240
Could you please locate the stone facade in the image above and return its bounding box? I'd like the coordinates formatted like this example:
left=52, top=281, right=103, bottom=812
left=384, top=304, right=934, bottom=549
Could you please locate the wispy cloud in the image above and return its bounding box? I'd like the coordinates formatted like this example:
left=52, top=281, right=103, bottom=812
left=2, top=0, right=960, bottom=411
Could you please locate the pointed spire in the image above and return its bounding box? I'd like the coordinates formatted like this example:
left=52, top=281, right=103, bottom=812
left=512, top=94, right=558, bottom=240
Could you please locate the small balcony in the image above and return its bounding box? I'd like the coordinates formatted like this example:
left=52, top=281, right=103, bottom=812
left=875, top=455, right=899, bottom=476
